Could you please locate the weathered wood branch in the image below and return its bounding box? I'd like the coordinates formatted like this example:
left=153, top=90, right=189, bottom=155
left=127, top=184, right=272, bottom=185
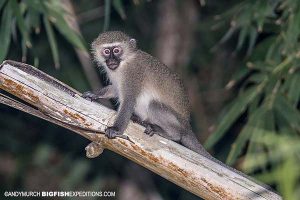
left=0, top=60, right=281, bottom=200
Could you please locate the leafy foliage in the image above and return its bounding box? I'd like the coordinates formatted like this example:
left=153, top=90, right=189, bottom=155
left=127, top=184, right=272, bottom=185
left=0, top=0, right=87, bottom=68
left=205, top=1, right=300, bottom=199
left=0, top=0, right=127, bottom=68
left=103, top=0, right=127, bottom=31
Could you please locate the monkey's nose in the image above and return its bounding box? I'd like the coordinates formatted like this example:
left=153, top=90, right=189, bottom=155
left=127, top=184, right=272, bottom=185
left=106, top=61, right=119, bottom=70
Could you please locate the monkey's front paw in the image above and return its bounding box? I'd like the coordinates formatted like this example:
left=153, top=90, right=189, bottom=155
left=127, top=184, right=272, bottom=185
left=82, top=91, right=98, bottom=101
left=144, top=125, right=155, bottom=136
left=105, top=127, right=121, bottom=139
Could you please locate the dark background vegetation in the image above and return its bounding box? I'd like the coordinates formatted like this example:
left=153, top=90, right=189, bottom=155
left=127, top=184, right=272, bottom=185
left=0, top=0, right=299, bottom=199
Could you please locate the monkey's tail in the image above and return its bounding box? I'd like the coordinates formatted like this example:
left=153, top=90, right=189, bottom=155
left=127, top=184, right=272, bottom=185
left=181, top=131, right=211, bottom=157
left=181, top=131, right=278, bottom=194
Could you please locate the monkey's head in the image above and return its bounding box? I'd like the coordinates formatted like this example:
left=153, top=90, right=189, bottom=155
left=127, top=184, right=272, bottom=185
left=92, top=31, right=137, bottom=71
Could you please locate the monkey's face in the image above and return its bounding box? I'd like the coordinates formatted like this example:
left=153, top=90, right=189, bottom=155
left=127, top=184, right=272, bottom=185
left=101, top=46, right=123, bottom=70
left=92, top=32, right=137, bottom=71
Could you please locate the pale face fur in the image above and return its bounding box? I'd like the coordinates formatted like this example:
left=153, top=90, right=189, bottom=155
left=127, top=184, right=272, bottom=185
left=94, top=41, right=131, bottom=73
left=92, top=40, right=137, bottom=101
left=92, top=42, right=128, bottom=69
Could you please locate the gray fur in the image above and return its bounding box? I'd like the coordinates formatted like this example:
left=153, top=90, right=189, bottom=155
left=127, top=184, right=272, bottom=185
left=83, top=31, right=209, bottom=156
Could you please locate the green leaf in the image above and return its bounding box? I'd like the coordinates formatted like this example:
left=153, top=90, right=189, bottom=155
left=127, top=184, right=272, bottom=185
left=275, top=109, right=298, bottom=135
left=265, top=41, right=280, bottom=64
left=0, top=2, right=12, bottom=62
left=278, top=158, right=299, bottom=200
left=249, top=36, right=276, bottom=62
left=287, top=73, right=300, bottom=107
left=24, top=0, right=45, bottom=12
left=246, top=26, right=258, bottom=56
left=219, top=27, right=236, bottom=44
left=103, top=0, right=111, bottom=31
left=236, top=26, right=248, bottom=51
left=25, top=7, right=41, bottom=34
left=21, top=38, right=27, bottom=62
left=113, top=0, right=126, bottom=20
left=10, top=0, right=31, bottom=47
left=254, top=1, right=271, bottom=32
left=205, top=87, right=262, bottom=149
left=244, top=109, right=275, bottom=169
left=43, top=16, right=60, bottom=69
left=226, top=108, right=266, bottom=165
left=45, top=4, right=87, bottom=51
left=243, top=151, right=269, bottom=173
left=272, top=56, right=293, bottom=75
left=244, top=133, right=300, bottom=173
left=225, top=66, right=250, bottom=89
left=284, top=9, right=300, bottom=54
left=247, top=93, right=260, bottom=115
left=274, top=95, right=300, bottom=132
left=264, top=109, right=275, bottom=131
left=247, top=73, right=266, bottom=84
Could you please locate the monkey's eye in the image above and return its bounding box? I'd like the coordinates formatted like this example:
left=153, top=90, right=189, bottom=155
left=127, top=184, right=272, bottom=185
left=103, top=49, right=110, bottom=56
left=113, top=47, right=122, bottom=55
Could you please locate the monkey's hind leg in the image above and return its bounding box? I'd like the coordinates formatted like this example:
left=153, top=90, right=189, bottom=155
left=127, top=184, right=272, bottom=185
left=146, top=101, right=183, bottom=142
left=131, top=114, right=163, bottom=135
left=131, top=114, right=147, bottom=126
left=147, top=101, right=210, bottom=155
left=144, top=124, right=164, bottom=136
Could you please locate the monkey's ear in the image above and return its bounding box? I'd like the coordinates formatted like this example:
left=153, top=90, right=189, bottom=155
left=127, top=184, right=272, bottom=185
left=129, top=38, right=137, bottom=49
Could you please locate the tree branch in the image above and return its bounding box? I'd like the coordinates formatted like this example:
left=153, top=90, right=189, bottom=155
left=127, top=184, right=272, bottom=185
left=0, top=60, right=281, bottom=200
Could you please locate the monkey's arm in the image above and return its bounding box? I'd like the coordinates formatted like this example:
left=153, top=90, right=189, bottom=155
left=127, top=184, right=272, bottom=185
left=105, top=92, right=137, bottom=138
left=105, top=67, right=141, bottom=138
left=82, top=85, right=117, bottom=101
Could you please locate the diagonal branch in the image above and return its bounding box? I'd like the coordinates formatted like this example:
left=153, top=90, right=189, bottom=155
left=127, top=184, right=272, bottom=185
left=0, top=60, right=281, bottom=200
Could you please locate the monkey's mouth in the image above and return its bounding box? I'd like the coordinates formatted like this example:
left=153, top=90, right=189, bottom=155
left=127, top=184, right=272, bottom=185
left=106, top=60, right=120, bottom=70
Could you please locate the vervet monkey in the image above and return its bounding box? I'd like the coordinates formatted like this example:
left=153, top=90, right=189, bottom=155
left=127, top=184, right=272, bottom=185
left=82, top=31, right=209, bottom=156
